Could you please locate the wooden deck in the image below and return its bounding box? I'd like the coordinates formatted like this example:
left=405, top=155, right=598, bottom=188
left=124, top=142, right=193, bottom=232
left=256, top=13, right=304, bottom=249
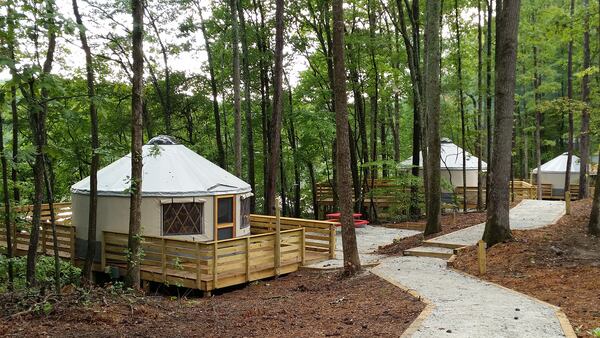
left=0, top=203, right=336, bottom=292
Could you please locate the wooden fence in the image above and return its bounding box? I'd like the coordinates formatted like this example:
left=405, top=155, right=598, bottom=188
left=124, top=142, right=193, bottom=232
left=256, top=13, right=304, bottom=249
left=0, top=203, right=75, bottom=262
left=102, top=228, right=305, bottom=292
left=249, top=214, right=336, bottom=262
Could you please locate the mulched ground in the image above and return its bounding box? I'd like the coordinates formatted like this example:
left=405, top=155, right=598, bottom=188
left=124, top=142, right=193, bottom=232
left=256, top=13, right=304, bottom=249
left=377, top=211, right=488, bottom=255
left=453, top=199, right=600, bottom=336
left=0, top=270, right=424, bottom=337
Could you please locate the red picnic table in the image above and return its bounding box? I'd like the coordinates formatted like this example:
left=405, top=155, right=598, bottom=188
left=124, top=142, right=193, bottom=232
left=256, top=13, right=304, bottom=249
left=325, top=212, right=369, bottom=228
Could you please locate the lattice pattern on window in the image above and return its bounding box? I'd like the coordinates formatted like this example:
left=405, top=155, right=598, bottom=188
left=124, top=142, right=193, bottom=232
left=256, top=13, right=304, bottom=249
left=162, top=202, right=204, bottom=235
left=240, top=197, right=250, bottom=228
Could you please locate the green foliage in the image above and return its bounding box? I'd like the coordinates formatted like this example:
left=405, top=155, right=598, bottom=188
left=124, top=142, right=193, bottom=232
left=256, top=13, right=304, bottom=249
left=590, top=328, right=600, bottom=338
left=0, top=255, right=81, bottom=292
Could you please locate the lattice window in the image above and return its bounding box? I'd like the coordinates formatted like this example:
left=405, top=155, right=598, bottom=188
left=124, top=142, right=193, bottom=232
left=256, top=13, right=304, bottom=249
left=162, top=202, right=204, bottom=235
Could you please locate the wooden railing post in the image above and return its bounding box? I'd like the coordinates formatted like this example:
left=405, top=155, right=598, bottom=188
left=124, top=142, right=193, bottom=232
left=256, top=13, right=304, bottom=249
left=301, top=227, right=306, bottom=265
left=101, top=232, right=106, bottom=271
left=70, top=227, right=75, bottom=264
left=478, top=240, right=487, bottom=275
left=275, top=202, right=281, bottom=276
left=212, top=241, right=218, bottom=290
left=245, top=236, right=250, bottom=282
left=41, top=225, right=47, bottom=255
left=329, top=224, right=336, bottom=259
left=195, top=242, right=201, bottom=289
left=565, top=191, right=571, bottom=215
left=161, top=238, right=167, bottom=281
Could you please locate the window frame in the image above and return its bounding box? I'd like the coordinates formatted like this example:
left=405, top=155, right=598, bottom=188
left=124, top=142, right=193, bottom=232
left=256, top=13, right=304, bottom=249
left=160, top=200, right=205, bottom=236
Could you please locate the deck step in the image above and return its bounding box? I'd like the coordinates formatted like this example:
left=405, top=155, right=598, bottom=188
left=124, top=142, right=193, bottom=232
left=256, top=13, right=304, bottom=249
left=421, top=240, right=466, bottom=250
left=403, top=246, right=454, bottom=259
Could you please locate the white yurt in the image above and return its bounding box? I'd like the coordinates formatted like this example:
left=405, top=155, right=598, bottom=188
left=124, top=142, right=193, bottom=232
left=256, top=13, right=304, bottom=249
left=531, top=152, right=585, bottom=195
left=400, top=138, right=487, bottom=190
left=71, top=135, right=252, bottom=259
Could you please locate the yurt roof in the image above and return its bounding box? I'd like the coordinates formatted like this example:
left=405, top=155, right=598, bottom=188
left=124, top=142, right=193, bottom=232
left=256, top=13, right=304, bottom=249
left=400, top=138, right=487, bottom=170
left=532, top=152, right=582, bottom=174
left=71, top=136, right=251, bottom=197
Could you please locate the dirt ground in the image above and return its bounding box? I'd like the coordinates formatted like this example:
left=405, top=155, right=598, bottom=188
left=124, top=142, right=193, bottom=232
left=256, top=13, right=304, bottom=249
left=378, top=210, right=488, bottom=255
left=0, top=270, right=424, bottom=337
left=453, top=199, right=600, bottom=336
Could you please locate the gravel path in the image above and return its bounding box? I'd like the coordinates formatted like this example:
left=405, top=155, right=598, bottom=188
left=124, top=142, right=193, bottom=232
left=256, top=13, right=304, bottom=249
left=310, top=200, right=571, bottom=337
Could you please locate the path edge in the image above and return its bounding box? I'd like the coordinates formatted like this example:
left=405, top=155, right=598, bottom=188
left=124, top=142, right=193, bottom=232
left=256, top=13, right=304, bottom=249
left=370, top=265, right=435, bottom=338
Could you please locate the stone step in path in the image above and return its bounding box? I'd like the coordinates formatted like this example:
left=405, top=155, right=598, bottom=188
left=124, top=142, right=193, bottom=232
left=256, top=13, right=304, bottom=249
left=403, top=245, right=454, bottom=259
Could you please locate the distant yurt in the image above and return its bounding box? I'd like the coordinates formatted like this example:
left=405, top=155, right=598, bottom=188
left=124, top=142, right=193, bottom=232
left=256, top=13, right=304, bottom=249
left=70, top=135, right=252, bottom=260
left=400, top=138, right=487, bottom=190
left=531, top=152, right=588, bottom=196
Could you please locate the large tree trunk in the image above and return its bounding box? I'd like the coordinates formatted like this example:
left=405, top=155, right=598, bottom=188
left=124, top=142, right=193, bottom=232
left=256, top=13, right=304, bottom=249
left=26, top=0, right=57, bottom=287
left=197, top=6, right=226, bottom=169
left=589, top=148, right=600, bottom=235
left=483, top=0, right=521, bottom=247
left=454, top=0, right=467, bottom=213
left=333, top=0, right=361, bottom=275
left=237, top=0, right=256, bottom=211
left=564, top=0, right=575, bottom=197
left=231, top=0, right=242, bottom=177
left=125, top=0, right=144, bottom=289
left=485, top=0, right=493, bottom=202
left=265, top=0, right=285, bottom=215
left=424, top=0, right=442, bottom=235
left=580, top=0, right=591, bottom=199
left=73, top=0, right=100, bottom=281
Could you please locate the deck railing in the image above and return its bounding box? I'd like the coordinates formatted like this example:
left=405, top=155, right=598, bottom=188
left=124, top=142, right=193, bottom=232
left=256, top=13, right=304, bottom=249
left=102, top=228, right=305, bottom=291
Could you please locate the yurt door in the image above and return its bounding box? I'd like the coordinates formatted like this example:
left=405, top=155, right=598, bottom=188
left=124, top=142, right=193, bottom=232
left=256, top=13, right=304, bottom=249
left=215, top=195, right=236, bottom=240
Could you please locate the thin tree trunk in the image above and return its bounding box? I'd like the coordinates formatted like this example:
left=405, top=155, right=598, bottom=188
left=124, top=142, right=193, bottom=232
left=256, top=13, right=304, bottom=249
left=42, top=158, right=60, bottom=294
left=265, top=0, right=285, bottom=215
left=424, top=0, right=442, bottom=235
left=564, top=0, right=575, bottom=198
left=580, top=0, right=591, bottom=199
left=237, top=0, right=256, bottom=211
left=454, top=0, right=467, bottom=213
left=483, top=0, right=521, bottom=247
left=125, top=0, right=144, bottom=289
left=146, top=9, right=172, bottom=135
left=73, top=0, right=100, bottom=281
left=589, top=148, right=600, bottom=235
left=197, top=6, right=226, bottom=169
left=7, top=4, right=20, bottom=203
left=231, top=0, right=242, bottom=177
left=333, top=0, right=361, bottom=275
left=0, top=81, right=14, bottom=290
left=308, top=162, right=319, bottom=220
left=477, top=0, right=484, bottom=210
left=368, top=0, right=379, bottom=181
left=26, top=0, right=57, bottom=287
left=533, top=45, right=542, bottom=199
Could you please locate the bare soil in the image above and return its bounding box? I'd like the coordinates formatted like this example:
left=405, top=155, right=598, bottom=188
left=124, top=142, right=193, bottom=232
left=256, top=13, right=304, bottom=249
left=378, top=211, right=488, bottom=255
left=453, top=199, right=600, bottom=336
left=0, top=270, right=424, bottom=337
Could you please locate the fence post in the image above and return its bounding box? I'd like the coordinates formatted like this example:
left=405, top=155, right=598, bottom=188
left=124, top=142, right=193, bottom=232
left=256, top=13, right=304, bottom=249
left=70, top=227, right=75, bottom=264
left=101, top=232, right=106, bottom=271
left=301, top=227, right=306, bottom=265
left=195, top=242, right=202, bottom=289
left=212, top=241, right=218, bottom=290
left=161, top=238, right=167, bottom=282
left=329, top=223, right=336, bottom=259
left=275, top=202, right=281, bottom=276
left=478, top=240, right=487, bottom=275
left=565, top=191, right=571, bottom=215
left=41, top=225, right=47, bottom=255
left=245, top=236, right=250, bottom=282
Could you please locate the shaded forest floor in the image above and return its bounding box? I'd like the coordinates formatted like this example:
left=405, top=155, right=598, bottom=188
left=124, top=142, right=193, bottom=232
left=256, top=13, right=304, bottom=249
left=378, top=210, right=488, bottom=255
left=453, top=199, right=600, bottom=336
left=0, top=270, right=424, bottom=337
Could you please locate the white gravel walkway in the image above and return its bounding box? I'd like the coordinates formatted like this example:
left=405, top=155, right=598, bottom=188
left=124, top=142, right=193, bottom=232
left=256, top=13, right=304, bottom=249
left=308, top=200, right=573, bottom=337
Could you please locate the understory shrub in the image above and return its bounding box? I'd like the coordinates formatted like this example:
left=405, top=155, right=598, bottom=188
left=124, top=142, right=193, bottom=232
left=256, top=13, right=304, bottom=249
left=0, top=254, right=81, bottom=291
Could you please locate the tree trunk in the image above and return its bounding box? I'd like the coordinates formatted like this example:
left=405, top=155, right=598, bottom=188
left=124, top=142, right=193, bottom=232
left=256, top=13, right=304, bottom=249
left=265, top=0, right=285, bottom=215
left=580, top=0, right=590, bottom=199
left=231, top=0, right=242, bottom=178
left=146, top=9, right=172, bottom=135
left=454, top=0, right=468, bottom=213
left=197, top=7, right=226, bottom=169
left=589, top=148, right=600, bottom=235
left=308, top=162, right=319, bottom=220
left=26, top=0, right=57, bottom=287
left=42, top=158, right=60, bottom=294
left=477, top=0, right=484, bottom=210
left=483, top=0, right=521, bottom=247
left=0, top=79, right=14, bottom=290
left=7, top=4, right=20, bottom=203
left=237, top=0, right=256, bottom=211
left=73, top=0, right=100, bottom=281
left=564, top=0, right=575, bottom=198
left=485, top=0, right=493, bottom=202
left=333, top=0, right=361, bottom=275
left=368, top=0, right=379, bottom=181
left=533, top=45, right=542, bottom=199
left=125, top=0, right=144, bottom=290
left=424, top=0, right=442, bottom=235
